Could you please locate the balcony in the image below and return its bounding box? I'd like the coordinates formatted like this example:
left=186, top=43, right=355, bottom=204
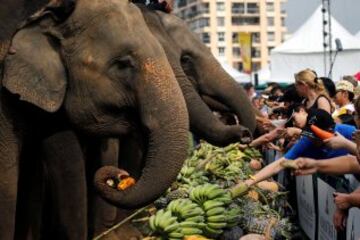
left=232, top=17, right=260, bottom=26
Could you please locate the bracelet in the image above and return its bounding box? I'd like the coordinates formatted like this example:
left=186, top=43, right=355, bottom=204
left=249, top=175, right=256, bottom=181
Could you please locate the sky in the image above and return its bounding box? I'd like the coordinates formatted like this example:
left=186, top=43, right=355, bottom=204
left=284, top=0, right=360, bottom=35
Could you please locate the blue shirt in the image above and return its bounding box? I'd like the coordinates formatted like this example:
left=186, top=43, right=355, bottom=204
left=284, top=124, right=356, bottom=160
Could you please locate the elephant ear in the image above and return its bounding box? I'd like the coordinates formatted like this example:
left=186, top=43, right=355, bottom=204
left=2, top=23, right=67, bottom=112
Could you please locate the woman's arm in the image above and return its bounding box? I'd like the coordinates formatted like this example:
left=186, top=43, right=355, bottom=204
left=245, top=157, right=286, bottom=186
left=295, top=155, right=360, bottom=176
left=248, top=127, right=284, bottom=148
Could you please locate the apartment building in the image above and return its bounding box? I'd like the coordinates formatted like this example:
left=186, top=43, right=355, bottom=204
left=174, top=0, right=287, bottom=72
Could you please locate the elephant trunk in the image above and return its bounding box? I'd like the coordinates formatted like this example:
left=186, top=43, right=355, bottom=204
left=94, top=58, right=189, bottom=209
left=171, top=60, right=251, bottom=146
left=200, top=58, right=256, bottom=133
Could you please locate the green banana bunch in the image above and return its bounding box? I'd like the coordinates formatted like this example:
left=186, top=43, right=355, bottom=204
left=166, top=199, right=206, bottom=236
left=243, top=147, right=262, bottom=159
left=202, top=195, right=232, bottom=238
left=189, top=184, right=229, bottom=205
left=148, top=209, right=184, bottom=240
left=167, top=199, right=205, bottom=221
left=226, top=206, right=242, bottom=227
left=179, top=165, right=196, bottom=178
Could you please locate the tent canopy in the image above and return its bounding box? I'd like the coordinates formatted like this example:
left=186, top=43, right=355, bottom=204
left=270, top=6, right=360, bottom=83
left=356, top=31, right=360, bottom=38
left=273, top=6, right=360, bottom=54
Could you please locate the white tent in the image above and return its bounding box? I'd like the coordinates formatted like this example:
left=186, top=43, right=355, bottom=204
left=270, top=6, right=360, bottom=83
left=216, top=58, right=251, bottom=83
left=254, top=65, right=271, bottom=85
left=356, top=31, right=360, bottom=39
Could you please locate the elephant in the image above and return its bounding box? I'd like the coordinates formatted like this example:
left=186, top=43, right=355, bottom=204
left=88, top=5, right=258, bottom=238
left=0, top=0, right=189, bottom=239
left=135, top=4, right=255, bottom=146
left=0, top=0, right=76, bottom=62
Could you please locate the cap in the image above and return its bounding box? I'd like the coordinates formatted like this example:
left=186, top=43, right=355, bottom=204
left=336, top=80, right=354, bottom=93
left=301, top=109, right=335, bottom=140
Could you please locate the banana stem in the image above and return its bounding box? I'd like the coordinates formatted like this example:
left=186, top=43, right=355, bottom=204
left=92, top=205, right=149, bottom=240
left=131, top=216, right=150, bottom=223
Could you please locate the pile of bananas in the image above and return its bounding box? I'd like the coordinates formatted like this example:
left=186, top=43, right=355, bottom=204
left=144, top=142, right=295, bottom=240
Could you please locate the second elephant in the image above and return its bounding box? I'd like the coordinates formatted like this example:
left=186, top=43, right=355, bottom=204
left=138, top=4, right=255, bottom=146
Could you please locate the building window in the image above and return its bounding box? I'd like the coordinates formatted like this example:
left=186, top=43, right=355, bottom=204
left=218, top=32, right=225, bottom=42
left=232, top=3, right=244, bottom=14
left=199, top=18, right=210, bottom=27
left=232, top=47, right=241, bottom=57
left=217, top=17, right=225, bottom=26
left=202, top=32, right=210, bottom=44
left=281, top=17, right=285, bottom=27
left=247, top=3, right=259, bottom=14
left=177, top=0, right=187, bottom=8
left=268, top=32, right=275, bottom=41
left=251, top=47, right=261, bottom=58
left=266, top=2, right=274, bottom=12
left=267, top=17, right=274, bottom=26
left=252, top=32, right=260, bottom=43
left=232, top=32, right=239, bottom=43
left=200, top=2, right=209, bottom=14
left=187, top=5, right=198, bottom=18
left=232, top=17, right=259, bottom=26
left=216, top=2, right=225, bottom=11
left=218, top=47, right=225, bottom=57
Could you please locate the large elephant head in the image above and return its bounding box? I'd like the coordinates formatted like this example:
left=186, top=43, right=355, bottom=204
left=135, top=5, right=254, bottom=146
left=2, top=0, right=189, bottom=208
left=155, top=11, right=256, bottom=133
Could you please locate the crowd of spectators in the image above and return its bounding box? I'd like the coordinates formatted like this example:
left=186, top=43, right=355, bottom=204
left=239, top=69, right=360, bottom=232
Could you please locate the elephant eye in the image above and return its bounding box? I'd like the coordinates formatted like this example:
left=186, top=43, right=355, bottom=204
left=180, top=55, right=192, bottom=64
left=115, top=56, right=134, bottom=70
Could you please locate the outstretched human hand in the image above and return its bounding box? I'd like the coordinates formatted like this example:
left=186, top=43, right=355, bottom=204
left=334, top=192, right=351, bottom=210
left=293, top=157, right=318, bottom=176
left=323, top=132, right=348, bottom=149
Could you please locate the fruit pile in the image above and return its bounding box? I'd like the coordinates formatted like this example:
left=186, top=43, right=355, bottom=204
left=138, top=141, right=295, bottom=240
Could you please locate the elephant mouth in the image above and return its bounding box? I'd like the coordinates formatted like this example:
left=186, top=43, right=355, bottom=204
left=200, top=94, right=252, bottom=144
